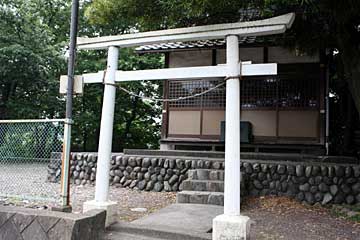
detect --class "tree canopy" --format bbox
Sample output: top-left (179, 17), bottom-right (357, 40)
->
top-left (0, 0), bottom-right (67, 119)
top-left (0, 0), bottom-right (164, 151)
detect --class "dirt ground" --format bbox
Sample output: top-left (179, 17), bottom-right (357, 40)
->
top-left (1, 185), bottom-right (360, 239)
top-left (242, 196), bottom-right (360, 240)
top-left (71, 186), bottom-right (360, 240)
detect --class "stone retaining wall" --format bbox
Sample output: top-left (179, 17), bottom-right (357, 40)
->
top-left (241, 160), bottom-right (360, 205)
top-left (47, 152), bottom-right (360, 205)
top-left (0, 206), bottom-right (105, 240)
top-left (48, 153), bottom-right (225, 192)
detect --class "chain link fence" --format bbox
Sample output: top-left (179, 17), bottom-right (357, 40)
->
top-left (0, 119), bottom-right (65, 204)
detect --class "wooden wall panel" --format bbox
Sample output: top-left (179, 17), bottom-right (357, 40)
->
top-left (216, 47), bottom-right (264, 64)
top-left (216, 49), bottom-right (226, 64)
top-left (278, 110), bottom-right (319, 138)
top-left (241, 110), bottom-right (277, 137)
top-left (169, 50), bottom-right (212, 68)
top-left (202, 110), bottom-right (225, 135)
top-left (168, 111), bottom-right (201, 135)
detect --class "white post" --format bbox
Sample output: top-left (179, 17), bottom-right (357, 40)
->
top-left (95, 46), bottom-right (118, 202)
top-left (83, 46), bottom-right (119, 226)
top-left (224, 35), bottom-right (241, 216)
top-left (213, 35), bottom-right (250, 240)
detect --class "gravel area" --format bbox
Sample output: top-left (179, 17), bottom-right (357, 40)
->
top-left (0, 184), bottom-right (176, 223)
top-left (0, 162), bottom-right (60, 202)
top-left (1, 172), bottom-right (359, 240)
top-left (70, 185), bottom-right (176, 221)
top-left (0, 163), bottom-right (176, 223)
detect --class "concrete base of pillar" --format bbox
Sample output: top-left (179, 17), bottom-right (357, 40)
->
top-left (83, 200), bottom-right (118, 227)
top-left (212, 214), bottom-right (251, 240)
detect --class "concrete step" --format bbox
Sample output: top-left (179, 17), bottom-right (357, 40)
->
top-left (177, 191), bottom-right (224, 206)
top-left (107, 220), bottom-right (211, 240)
top-left (188, 169), bottom-right (224, 181)
top-left (103, 232), bottom-right (165, 240)
top-left (182, 180), bottom-right (224, 192)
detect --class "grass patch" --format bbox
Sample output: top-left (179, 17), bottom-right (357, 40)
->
top-left (330, 204), bottom-right (360, 223)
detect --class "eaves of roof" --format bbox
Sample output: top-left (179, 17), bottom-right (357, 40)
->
top-left (135, 35), bottom-right (282, 54)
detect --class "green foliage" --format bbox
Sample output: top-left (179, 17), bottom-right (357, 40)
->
top-left (0, 122), bottom-right (64, 161)
top-left (85, 0), bottom-right (253, 30)
top-left (0, 0), bottom-right (68, 119)
top-left (330, 204), bottom-right (360, 223)
top-left (0, 0), bottom-right (164, 152)
top-left (72, 48), bottom-right (164, 151)
top-left (72, 1), bottom-right (165, 152)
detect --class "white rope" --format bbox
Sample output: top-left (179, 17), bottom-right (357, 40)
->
top-left (105, 81), bottom-right (224, 103)
top-left (103, 75), bottom-right (241, 103)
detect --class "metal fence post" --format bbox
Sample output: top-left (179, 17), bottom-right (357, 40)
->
top-left (60, 118), bottom-right (73, 210)
top-left (57, 0), bottom-right (79, 211)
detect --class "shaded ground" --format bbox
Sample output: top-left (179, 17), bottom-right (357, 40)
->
top-left (70, 185), bottom-right (176, 222)
top-left (0, 184), bottom-right (177, 222)
top-left (1, 184), bottom-right (360, 239)
top-left (72, 187), bottom-right (360, 239)
top-left (242, 196), bottom-right (360, 240)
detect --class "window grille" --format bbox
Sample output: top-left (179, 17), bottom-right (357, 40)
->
top-left (201, 79), bottom-right (226, 108)
top-left (277, 64), bottom-right (320, 109)
top-left (241, 77), bottom-right (278, 109)
top-left (168, 79), bottom-right (225, 108)
top-left (168, 64), bottom-right (320, 110)
top-left (278, 77), bottom-right (318, 109)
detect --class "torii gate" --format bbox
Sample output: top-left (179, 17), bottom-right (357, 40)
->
top-left (70, 13), bottom-right (294, 239)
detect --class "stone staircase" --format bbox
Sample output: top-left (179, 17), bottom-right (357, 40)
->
top-left (177, 169), bottom-right (225, 206)
top-left (177, 168), bottom-right (247, 206)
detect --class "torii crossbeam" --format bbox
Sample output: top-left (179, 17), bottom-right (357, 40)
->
top-left (73, 13), bottom-right (295, 239)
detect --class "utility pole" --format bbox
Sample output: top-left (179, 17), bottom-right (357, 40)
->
top-left (58, 0), bottom-right (79, 212)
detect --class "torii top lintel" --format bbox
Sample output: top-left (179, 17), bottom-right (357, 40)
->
top-left (77, 13), bottom-right (295, 50)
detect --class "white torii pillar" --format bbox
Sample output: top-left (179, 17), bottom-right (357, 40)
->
top-left (83, 46), bottom-right (119, 227)
top-left (212, 35), bottom-right (250, 240)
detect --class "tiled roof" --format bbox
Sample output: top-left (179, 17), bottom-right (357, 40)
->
top-left (135, 9), bottom-right (289, 53)
top-left (135, 36), bottom-right (263, 53)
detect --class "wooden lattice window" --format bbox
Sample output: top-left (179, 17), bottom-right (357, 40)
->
top-left (277, 64), bottom-right (320, 109)
top-left (168, 64), bottom-right (320, 110)
top-left (168, 79), bottom-right (225, 108)
top-left (241, 64), bottom-right (319, 110)
top-left (241, 77), bottom-right (278, 109)
top-left (201, 79), bottom-right (226, 108)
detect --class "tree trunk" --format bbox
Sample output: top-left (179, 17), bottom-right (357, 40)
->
top-left (334, 22), bottom-right (360, 155)
top-left (123, 97), bottom-right (139, 142)
top-left (336, 21), bottom-right (360, 116)
top-left (83, 129), bottom-right (88, 152)
top-left (0, 106), bottom-right (6, 120)
top-left (343, 56), bottom-right (360, 115)
top-left (343, 92), bottom-right (355, 153)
